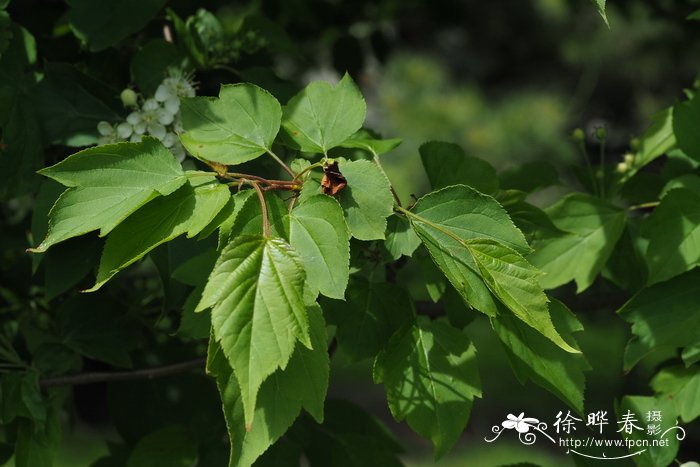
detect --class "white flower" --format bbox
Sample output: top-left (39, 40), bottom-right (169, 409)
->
top-left (162, 132), bottom-right (178, 148)
top-left (502, 413), bottom-right (539, 433)
top-left (156, 108), bottom-right (175, 125)
top-left (142, 98), bottom-right (159, 112)
top-left (116, 122), bottom-right (133, 139)
top-left (164, 96), bottom-right (180, 114)
top-left (126, 112), bottom-right (142, 125)
top-left (148, 123), bottom-right (167, 140)
top-left (97, 121), bottom-right (115, 136)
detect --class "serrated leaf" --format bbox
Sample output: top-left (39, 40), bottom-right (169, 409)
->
top-left (407, 185), bottom-right (576, 353)
top-left (281, 74), bottom-right (366, 154)
top-left (288, 194), bottom-right (350, 299)
top-left (419, 141), bottom-right (498, 194)
top-left (32, 138), bottom-right (186, 252)
top-left (207, 305), bottom-right (328, 467)
top-left (126, 425), bottom-right (198, 467)
top-left (491, 299), bottom-right (588, 414)
top-left (336, 159), bottom-right (394, 240)
top-left (384, 215), bottom-right (421, 260)
top-left (180, 83), bottom-right (282, 165)
top-left (374, 318), bottom-right (480, 459)
top-left (618, 269), bottom-right (700, 370)
top-left (590, 0), bottom-right (609, 27)
top-left (528, 193), bottom-right (626, 292)
top-left (197, 235), bottom-right (310, 428)
top-left (641, 188), bottom-right (700, 285)
top-left (86, 176), bottom-right (228, 291)
top-left (339, 130), bottom-right (402, 156)
top-left (221, 190), bottom-right (289, 245)
top-left (651, 365), bottom-right (700, 423)
top-left (617, 396), bottom-right (680, 467)
top-left (324, 278), bottom-right (415, 362)
top-left (674, 93), bottom-right (700, 162)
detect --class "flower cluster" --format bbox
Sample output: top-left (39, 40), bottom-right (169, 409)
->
top-left (97, 70), bottom-right (196, 161)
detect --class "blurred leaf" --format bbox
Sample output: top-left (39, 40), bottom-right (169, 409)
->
top-left (374, 318), bottom-right (481, 458)
top-left (420, 141), bottom-right (498, 194)
top-left (617, 396), bottom-right (679, 467)
top-left (528, 193), bottom-right (626, 292)
top-left (180, 84), bottom-right (282, 166)
top-left (130, 40), bottom-right (186, 95)
top-left (281, 74), bottom-right (366, 154)
top-left (674, 94), bottom-right (700, 162)
top-left (651, 365), bottom-right (700, 423)
top-left (32, 138), bottom-right (186, 252)
top-left (0, 94), bottom-right (42, 200)
top-left (590, 0), bottom-right (609, 27)
top-left (340, 130), bottom-right (402, 156)
top-left (336, 159), bottom-right (394, 241)
top-left (126, 425), bottom-right (198, 467)
top-left (499, 161), bottom-right (559, 193)
top-left (625, 107), bottom-right (675, 179)
top-left (492, 299), bottom-right (589, 414)
top-left (44, 236), bottom-right (101, 299)
top-left (661, 174), bottom-right (700, 198)
top-left (641, 188), bottom-right (700, 285)
top-left (14, 413), bottom-right (59, 467)
top-left (324, 278), bottom-right (415, 362)
top-left (0, 372), bottom-right (45, 424)
top-left (67, 0), bottom-right (168, 51)
top-left (31, 63), bottom-right (121, 147)
top-left (618, 269), bottom-right (700, 370)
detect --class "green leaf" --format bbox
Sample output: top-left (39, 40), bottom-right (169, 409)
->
top-left (641, 188), bottom-right (700, 285)
top-left (15, 414), bottom-right (60, 467)
top-left (207, 305), bottom-right (328, 467)
top-left (44, 237), bottom-right (101, 299)
top-left (504, 200), bottom-right (567, 245)
top-left (221, 190), bottom-right (289, 244)
top-left (67, 0), bottom-right (168, 51)
top-left (617, 396), bottom-right (680, 467)
top-left (87, 176), bottom-right (229, 291)
top-left (0, 93), bottom-right (42, 200)
top-left (499, 161), bottom-right (559, 193)
top-left (130, 39), bottom-right (186, 95)
top-left (336, 159), bottom-right (395, 240)
top-left (491, 299), bottom-right (588, 414)
top-left (31, 62), bottom-right (121, 147)
top-left (126, 426), bottom-right (198, 467)
top-left (618, 269), bottom-right (700, 370)
top-left (651, 365), bottom-right (700, 423)
top-left (281, 74), bottom-right (366, 154)
top-left (32, 138), bottom-right (187, 252)
top-left (626, 107), bottom-right (676, 179)
top-left (407, 186), bottom-right (576, 353)
top-left (374, 318), bottom-right (481, 458)
top-left (339, 130), bottom-right (402, 156)
top-left (419, 141), bottom-right (498, 194)
top-left (197, 235), bottom-right (311, 428)
top-left (324, 278), bottom-right (415, 362)
top-left (528, 193), bottom-right (626, 292)
top-left (0, 372), bottom-right (46, 424)
top-left (689, 8), bottom-right (700, 20)
top-left (180, 83), bottom-right (282, 166)
top-left (674, 93), bottom-right (700, 162)
top-left (590, 0), bottom-right (609, 27)
top-left (384, 215), bottom-right (421, 260)
top-left (288, 194), bottom-right (350, 299)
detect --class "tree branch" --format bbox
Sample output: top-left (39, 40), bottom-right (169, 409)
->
top-left (39, 357), bottom-right (207, 388)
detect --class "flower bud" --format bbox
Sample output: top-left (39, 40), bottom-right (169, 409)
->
top-left (571, 128), bottom-right (585, 143)
top-left (623, 153), bottom-right (635, 165)
top-left (594, 126), bottom-right (607, 141)
top-left (616, 162), bottom-right (628, 174)
top-left (120, 88), bottom-right (138, 108)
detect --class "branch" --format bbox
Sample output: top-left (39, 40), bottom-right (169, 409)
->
top-left (39, 357), bottom-right (206, 388)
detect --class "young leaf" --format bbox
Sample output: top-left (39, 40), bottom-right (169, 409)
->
top-left (374, 318), bottom-right (481, 459)
top-left (528, 193), bottom-right (626, 292)
top-left (126, 426), bottom-right (198, 467)
top-left (32, 138), bottom-right (187, 252)
top-left (618, 269), bottom-right (700, 370)
top-left (288, 194), bottom-right (350, 299)
top-left (336, 159), bottom-right (395, 240)
top-left (641, 188), bottom-right (700, 285)
top-left (180, 83), bottom-right (282, 166)
top-left (86, 176), bottom-right (229, 291)
top-left (281, 73), bottom-right (366, 154)
top-left (384, 215), bottom-right (421, 260)
top-left (324, 278), bottom-right (415, 362)
top-left (197, 235), bottom-right (311, 428)
top-left (207, 305), bottom-right (328, 467)
top-left (651, 365), bottom-right (700, 423)
top-left (590, 0), bottom-right (609, 27)
top-left (419, 141), bottom-right (498, 194)
top-left (491, 299), bottom-right (589, 414)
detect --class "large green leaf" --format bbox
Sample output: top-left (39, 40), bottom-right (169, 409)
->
top-left (618, 269), bottom-right (700, 370)
top-left (67, 0), bottom-right (168, 51)
top-left (87, 176), bottom-right (229, 291)
top-left (419, 141), bottom-right (498, 194)
top-left (197, 235), bottom-right (311, 428)
top-left (207, 305), bottom-right (328, 467)
top-left (288, 194), bottom-right (350, 299)
top-left (180, 83), bottom-right (282, 166)
top-left (491, 299), bottom-right (589, 414)
top-left (651, 365), bottom-right (700, 423)
top-left (641, 188), bottom-right (700, 285)
top-left (374, 318), bottom-right (481, 459)
top-left (336, 159), bottom-right (395, 240)
top-left (324, 278), bottom-right (415, 362)
top-left (339, 130), bottom-right (402, 156)
top-left (384, 215), bottom-right (421, 260)
top-left (626, 107), bottom-right (675, 178)
top-left (126, 426), bottom-right (198, 467)
top-left (32, 138), bottom-right (187, 252)
top-left (617, 396), bottom-right (680, 467)
top-left (281, 74), bottom-right (366, 154)
top-left (528, 193), bottom-right (626, 292)
top-left (674, 93), bottom-right (700, 162)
